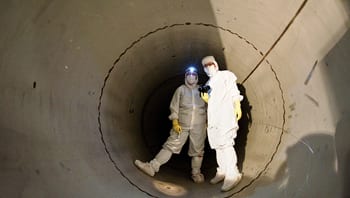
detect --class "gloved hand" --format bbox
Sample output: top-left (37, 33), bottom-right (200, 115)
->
top-left (234, 100), bottom-right (242, 121)
top-left (200, 92), bottom-right (209, 103)
top-left (172, 119), bottom-right (182, 134)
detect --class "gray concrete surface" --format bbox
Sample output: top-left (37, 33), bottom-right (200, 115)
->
top-left (0, 0), bottom-right (349, 197)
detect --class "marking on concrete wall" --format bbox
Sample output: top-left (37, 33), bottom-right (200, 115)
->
top-left (32, 0), bottom-right (54, 23)
top-left (304, 60), bottom-right (318, 85)
top-left (241, 0), bottom-right (309, 84)
top-left (304, 93), bottom-right (319, 107)
top-left (289, 102), bottom-right (296, 111)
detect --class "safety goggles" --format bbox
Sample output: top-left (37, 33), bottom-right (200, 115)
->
top-left (203, 62), bottom-right (215, 67)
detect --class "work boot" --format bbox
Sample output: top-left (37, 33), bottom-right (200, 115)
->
top-left (191, 156), bottom-right (204, 183)
top-left (221, 173), bottom-right (242, 192)
top-left (210, 172), bottom-right (225, 184)
top-left (134, 160), bottom-right (155, 177)
top-left (192, 173), bottom-right (205, 183)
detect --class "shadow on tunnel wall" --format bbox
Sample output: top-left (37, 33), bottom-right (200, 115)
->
top-left (244, 133), bottom-right (340, 198)
top-left (236, 83), bottom-right (252, 172)
top-left (322, 29), bottom-right (350, 198)
top-left (279, 133), bottom-right (340, 197)
top-left (335, 114), bottom-right (350, 198)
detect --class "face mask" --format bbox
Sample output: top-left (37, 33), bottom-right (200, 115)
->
top-left (186, 74), bottom-right (197, 85)
top-left (204, 66), bottom-right (217, 77)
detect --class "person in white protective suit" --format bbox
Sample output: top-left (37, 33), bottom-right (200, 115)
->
top-left (134, 67), bottom-right (207, 183)
top-left (200, 55), bottom-right (243, 191)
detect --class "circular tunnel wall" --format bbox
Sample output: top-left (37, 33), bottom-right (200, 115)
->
top-left (99, 23), bottom-right (285, 197)
top-left (1, 1), bottom-right (349, 198)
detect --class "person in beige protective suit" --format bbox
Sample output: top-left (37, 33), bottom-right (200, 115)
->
top-left (134, 67), bottom-right (207, 183)
top-left (200, 55), bottom-right (243, 191)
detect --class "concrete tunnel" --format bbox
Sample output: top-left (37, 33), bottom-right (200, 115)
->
top-left (1, 0), bottom-right (350, 197)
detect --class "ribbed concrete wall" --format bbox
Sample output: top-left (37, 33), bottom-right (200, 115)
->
top-left (0, 1), bottom-right (349, 197)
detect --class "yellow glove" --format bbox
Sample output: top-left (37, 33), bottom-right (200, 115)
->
top-left (200, 92), bottom-right (209, 103)
top-left (234, 100), bottom-right (242, 121)
top-left (172, 119), bottom-right (182, 134)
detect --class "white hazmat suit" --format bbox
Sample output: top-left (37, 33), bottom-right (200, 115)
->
top-left (135, 68), bottom-right (207, 183)
top-left (201, 55), bottom-right (243, 191)
top-left (206, 70), bottom-right (242, 148)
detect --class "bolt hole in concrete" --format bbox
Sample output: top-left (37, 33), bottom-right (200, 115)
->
top-left (98, 24), bottom-right (284, 197)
